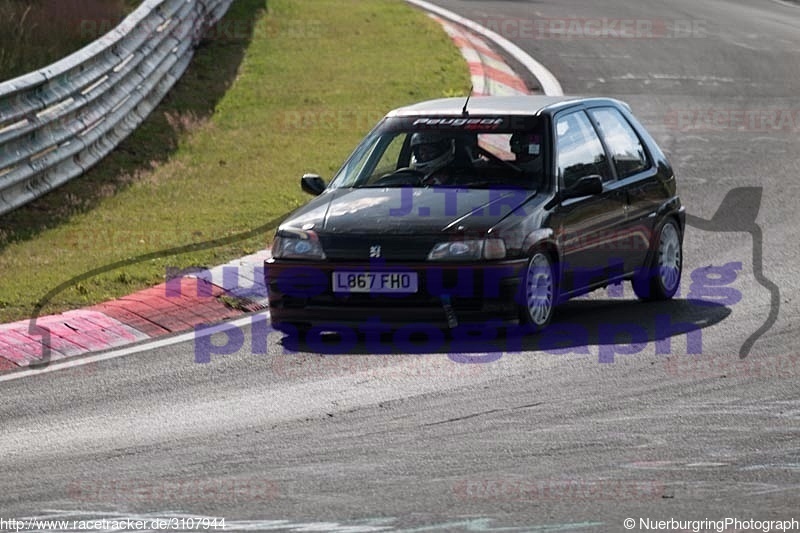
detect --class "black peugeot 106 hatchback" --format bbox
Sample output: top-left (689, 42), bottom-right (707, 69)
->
top-left (265, 95), bottom-right (684, 334)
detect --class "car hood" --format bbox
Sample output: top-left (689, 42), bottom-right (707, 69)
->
top-left (283, 187), bottom-right (536, 235)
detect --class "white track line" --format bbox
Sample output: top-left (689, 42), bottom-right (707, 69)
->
top-left (406, 0), bottom-right (564, 96)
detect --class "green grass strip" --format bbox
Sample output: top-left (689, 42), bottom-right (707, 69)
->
top-left (0, 0), bottom-right (470, 323)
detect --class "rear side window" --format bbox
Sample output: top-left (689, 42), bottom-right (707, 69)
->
top-left (555, 111), bottom-right (613, 189)
top-left (590, 107), bottom-right (650, 178)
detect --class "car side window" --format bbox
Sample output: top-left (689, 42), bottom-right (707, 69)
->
top-left (589, 107), bottom-right (650, 178)
top-left (556, 111), bottom-right (612, 190)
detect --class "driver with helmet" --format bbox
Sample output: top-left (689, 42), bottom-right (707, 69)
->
top-left (410, 132), bottom-right (457, 185)
top-left (509, 132), bottom-right (544, 179)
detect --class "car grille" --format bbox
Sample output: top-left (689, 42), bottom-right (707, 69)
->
top-left (320, 234), bottom-right (440, 261)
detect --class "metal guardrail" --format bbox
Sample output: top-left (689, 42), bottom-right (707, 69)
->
top-left (0, 0), bottom-right (234, 215)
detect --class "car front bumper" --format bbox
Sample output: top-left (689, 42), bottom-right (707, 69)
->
top-left (264, 259), bottom-right (529, 332)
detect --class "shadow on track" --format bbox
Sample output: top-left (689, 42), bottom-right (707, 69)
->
top-left (277, 298), bottom-right (730, 363)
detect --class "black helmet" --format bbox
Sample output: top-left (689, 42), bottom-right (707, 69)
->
top-left (410, 132), bottom-right (455, 172)
top-left (510, 132), bottom-right (542, 158)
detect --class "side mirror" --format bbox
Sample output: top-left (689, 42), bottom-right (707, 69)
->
top-left (301, 173), bottom-right (326, 196)
top-left (564, 174), bottom-right (603, 199)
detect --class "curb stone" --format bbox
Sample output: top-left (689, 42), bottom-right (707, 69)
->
top-left (432, 15), bottom-right (532, 96)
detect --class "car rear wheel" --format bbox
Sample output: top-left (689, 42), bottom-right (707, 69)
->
top-left (632, 218), bottom-right (682, 301)
top-left (519, 251), bottom-right (555, 329)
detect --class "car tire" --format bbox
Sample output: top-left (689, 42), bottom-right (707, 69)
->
top-left (632, 218), bottom-right (683, 301)
top-left (519, 251), bottom-right (556, 330)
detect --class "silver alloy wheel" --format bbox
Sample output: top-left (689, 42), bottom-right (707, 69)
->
top-left (525, 253), bottom-right (554, 327)
top-left (658, 222), bottom-right (681, 292)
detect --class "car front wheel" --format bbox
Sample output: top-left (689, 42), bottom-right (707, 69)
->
top-left (519, 251), bottom-right (555, 329)
top-left (632, 218), bottom-right (682, 301)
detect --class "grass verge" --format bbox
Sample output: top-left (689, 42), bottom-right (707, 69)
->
top-left (0, 0), bottom-right (470, 323)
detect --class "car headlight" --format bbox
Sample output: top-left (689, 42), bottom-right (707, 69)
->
top-left (272, 229), bottom-right (326, 260)
top-left (427, 238), bottom-right (506, 261)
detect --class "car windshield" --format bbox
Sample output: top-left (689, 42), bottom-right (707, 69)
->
top-left (328, 115), bottom-right (548, 190)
